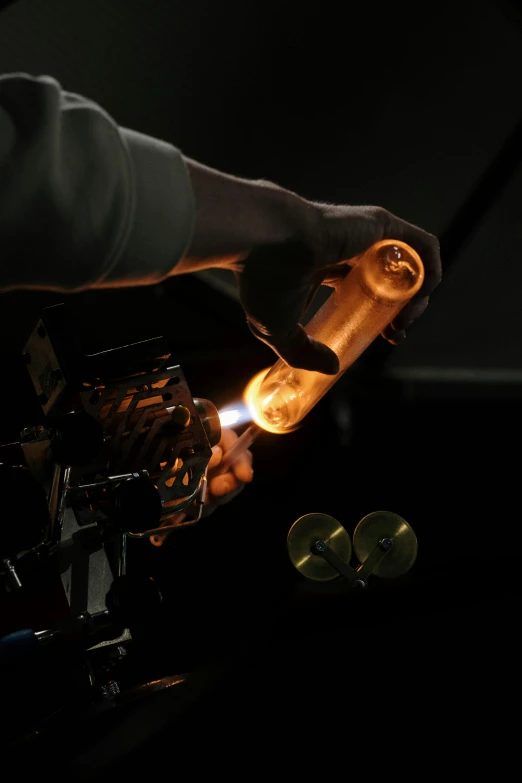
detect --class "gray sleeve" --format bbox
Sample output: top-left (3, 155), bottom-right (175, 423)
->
top-left (0, 73), bottom-right (195, 292)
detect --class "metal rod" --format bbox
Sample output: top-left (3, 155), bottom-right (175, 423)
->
top-left (48, 464), bottom-right (70, 551)
top-left (1, 558), bottom-right (22, 590)
top-left (214, 423), bottom-right (262, 476)
top-left (355, 538), bottom-right (393, 582)
top-left (126, 483), bottom-right (202, 539)
top-left (68, 472), bottom-right (146, 495)
top-left (148, 475), bottom-right (208, 545)
top-left (313, 541), bottom-right (357, 583)
top-left (313, 538), bottom-right (394, 586)
top-left (119, 533), bottom-right (128, 577)
top-left (48, 463), bottom-right (63, 537)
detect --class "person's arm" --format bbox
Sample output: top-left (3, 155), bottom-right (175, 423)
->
top-left (175, 158), bottom-right (314, 272)
top-left (0, 72), bottom-right (194, 291)
top-left (0, 73), bottom-right (441, 373)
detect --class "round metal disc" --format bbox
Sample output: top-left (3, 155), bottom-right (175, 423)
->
top-left (287, 513), bottom-right (352, 582)
top-left (353, 511), bottom-right (418, 579)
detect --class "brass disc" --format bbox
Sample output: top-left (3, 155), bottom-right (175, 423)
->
top-left (353, 510), bottom-right (418, 579)
top-left (287, 513), bottom-right (352, 582)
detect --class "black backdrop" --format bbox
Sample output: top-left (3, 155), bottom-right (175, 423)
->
top-left (1, 0), bottom-right (521, 767)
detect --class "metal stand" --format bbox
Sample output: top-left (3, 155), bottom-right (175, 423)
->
top-left (287, 511), bottom-right (418, 587)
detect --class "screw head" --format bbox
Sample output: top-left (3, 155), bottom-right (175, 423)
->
top-left (314, 539), bottom-right (327, 553)
top-left (101, 680), bottom-right (120, 699)
top-left (379, 538), bottom-right (393, 551)
top-left (20, 425), bottom-right (46, 443)
top-left (352, 579), bottom-right (367, 590)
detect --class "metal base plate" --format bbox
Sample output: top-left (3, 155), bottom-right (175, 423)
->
top-left (287, 513), bottom-right (352, 582)
top-left (353, 511), bottom-right (418, 579)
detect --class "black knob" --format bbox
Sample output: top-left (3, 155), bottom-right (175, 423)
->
top-left (50, 411), bottom-right (104, 466)
top-left (112, 476), bottom-right (162, 534)
top-left (0, 464), bottom-right (49, 557)
top-left (106, 574), bottom-right (163, 627)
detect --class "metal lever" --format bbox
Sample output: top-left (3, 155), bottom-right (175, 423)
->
top-left (312, 537), bottom-right (394, 588)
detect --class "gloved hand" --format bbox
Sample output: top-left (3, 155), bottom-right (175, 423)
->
top-left (183, 160), bottom-right (441, 374)
top-left (237, 204), bottom-right (442, 375)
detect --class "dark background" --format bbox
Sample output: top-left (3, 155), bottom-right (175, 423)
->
top-left (1, 0), bottom-right (521, 766)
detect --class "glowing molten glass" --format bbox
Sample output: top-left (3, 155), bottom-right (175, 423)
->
top-left (247, 240), bottom-right (424, 434)
top-left (243, 368), bottom-right (283, 433)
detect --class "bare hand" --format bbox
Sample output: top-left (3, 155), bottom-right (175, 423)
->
top-left (204, 428), bottom-right (254, 516)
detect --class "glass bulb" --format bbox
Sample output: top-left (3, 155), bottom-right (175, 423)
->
top-left (251, 240), bottom-right (424, 433)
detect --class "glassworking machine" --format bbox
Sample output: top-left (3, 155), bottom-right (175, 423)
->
top-left (1, 240), bottom-right (422, 755)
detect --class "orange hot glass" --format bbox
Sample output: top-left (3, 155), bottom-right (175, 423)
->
top-left (251, 240), bottom-right (424, 433)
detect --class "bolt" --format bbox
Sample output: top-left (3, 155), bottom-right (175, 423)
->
top-left (352, 579), bottom-right (367, 590)
top-left (379, 538), bottom-right (393, 551)
top-left (314, 540), bottom-right (327, 553)
top-left (100, 680), bottom-right (120, 699)
top-left (20, 425), bottom-right (46, 443)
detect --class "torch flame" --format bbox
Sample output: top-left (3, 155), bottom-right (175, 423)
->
top-left (218, 408), bottom-right (242, 428)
